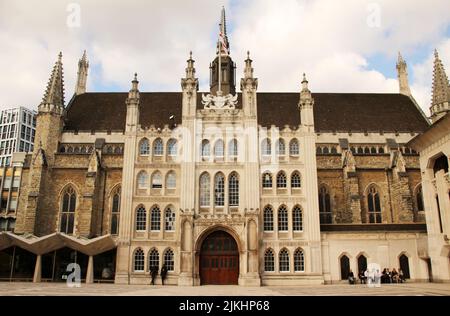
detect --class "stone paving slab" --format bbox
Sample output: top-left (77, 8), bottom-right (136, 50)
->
top-left (0, 282), bottom-right (449, 296)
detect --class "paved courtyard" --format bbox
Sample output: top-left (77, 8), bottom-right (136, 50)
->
top-left (0, 282), bottom-right (449, 296)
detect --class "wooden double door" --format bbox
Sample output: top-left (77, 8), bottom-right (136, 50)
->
top-left (200, 231), bottom-right (239, 285)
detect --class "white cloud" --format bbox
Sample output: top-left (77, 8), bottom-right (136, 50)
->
top-left (0, 0), bottom-right (449, 118)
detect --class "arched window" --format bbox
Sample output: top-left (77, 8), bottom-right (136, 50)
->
top-left (357, 147), bottom-right (363, 154)
top-left (111, 186), bottom-right (121, 235)
top-left (291, 171), bottom-right (301, 188)
top-left (151, 205), bottom-right (161, 231)
top-left (323, 147), bottom-right (329, 154)
top-left (214, 173), bottom-right (225, 206)
top-left (262, 172), bottom-right (273, 188)
top-left (153, 138), bottom-right (164, 156)
top-left (166, 171), bottom-right (176, 189)
top-left (367, 185), bottom-right (382, 223)
top-left (165, 207), bottom-right (175, 231)
top-left (316, 147), bottom-right (323, 154)
top-left (330, 146), bottom-right (337, 154)
top-left (228, 139), bottom-right (238, 157)
top-left (370, 147), bottom-right (377, 154)
top-left (264, 249), bottom-right (275, 272)
top-left (151, 171), bottom-right (162, 189)
top-left (133, 248), bottom-right (145, 272)
top-left (350, 147), bottom-right (356, 154)
top-left (60, 186), bottom-right (76, 234)
top-left (278, 206), bottom-right (288, 231)
top-left (167, 139), bottom-right (177, 157)
top-left (263, 206), bottom-right (274, 231)
top-left (199, 173), bottom-right (210, 207)
top-left (415, 185), bottom-right (424, 212)
top-left (289, 139), bottom-right (299, 155)
top-left (294, 249), bottom-right (305, 272)
top-left (214, 140), bottom-right (224, 158)
top-left (433, 154), bottom-right (449, 175)
top-left (404, 147), bottom-right (411, 154)
top-left (379, 147), bottom-right (385, 154)
top-left (364, 147), bottom-right (370, 154)
top-left (137, 171), bottom-right (149, 189)
top-left (276, 139), bottom-right (286, 156)
top-left (139, 138), bottom-right (150, 155)
top-left (135, 205), bottom-right (146, 231)
top-left (229, 173), bottom-right (239, 207)
top-left (164, 248), bottom-right (174, 271)
top-left (148, 248), bottom-right (159, 271)
top-left (74, 147), bottom-right (80, 154)
top-left (319, 186), bottom-right (332, 224)
top-left (277, 171), bottom-right (287, 188)
top-left (293, 205), bottom-right (303, 231)
top-left (261, 138), bottom-right (271, 156)
top-left (279, 248), bottom-right (290, 272)
top-left (201, 140), bottom-right (210, 158)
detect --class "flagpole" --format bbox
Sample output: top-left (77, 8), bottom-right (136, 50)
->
top-left (218, 36), bottom-right (222, 95)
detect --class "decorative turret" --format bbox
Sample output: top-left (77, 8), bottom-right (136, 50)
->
top-left (182, 52), bottom-right (199, 117)
top-left (299, 73), bottom-right (315, 128)
top-left (241, 51), bottom-right (258, 116)
top-left (75, 50), bottom-right (89, 95)
top-left (125, 73), bottom-right (140, 132)
top-left (396, 52), bottom-right (411, 96)
top-left (39, 52), bottom-right (65, 113)
top-left (430, 49), bottom-right (450, 122)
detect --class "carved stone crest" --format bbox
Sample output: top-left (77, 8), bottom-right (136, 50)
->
top-left (202, 92), bottom-right (238, 109)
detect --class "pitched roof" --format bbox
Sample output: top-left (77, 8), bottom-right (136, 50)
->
top-left (64, 92), bottom-right (429, 133)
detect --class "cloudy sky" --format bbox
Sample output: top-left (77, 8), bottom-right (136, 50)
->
top-left (1, 0), bottom-right (449, 116)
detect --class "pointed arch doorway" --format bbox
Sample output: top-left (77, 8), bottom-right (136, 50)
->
top-left (199, 230), bottom-right (239, 285)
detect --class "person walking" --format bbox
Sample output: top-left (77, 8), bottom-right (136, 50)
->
top-left (150, 266), bottom-right (158, 285)
top-left (161, 264), bottom-right (168, 285)
top-left (348, 269), bottom-right (355, 285)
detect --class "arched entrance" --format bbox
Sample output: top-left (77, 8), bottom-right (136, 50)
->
top-left (399, 254), bottom-right (410, 279)
top-left (340, 255), bottom-right (350, 280)
top-left (200, 230), bottom-right (239, 285)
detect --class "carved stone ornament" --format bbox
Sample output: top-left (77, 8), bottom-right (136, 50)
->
top-left (202, 93), bottom-right (238, 109)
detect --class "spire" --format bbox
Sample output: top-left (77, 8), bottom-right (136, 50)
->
top-left (75, 50), bottom-right (89, 95)
top-left (185, 51), bottom-right (196, 79)
top-left (128, 73), bottom-right (139, 100)
top-left (244, 51), bottom-right (254, 79)
top-left (396, 52), bottom-right (411, 96)
top-left (41, 52), bottom-right (65, 108)
top-left (299, 73), bottom-right (314, 127)
top-left (431, 49), bottom-right (450, 105)
top-left (217, 6), bottom-right (230, 55)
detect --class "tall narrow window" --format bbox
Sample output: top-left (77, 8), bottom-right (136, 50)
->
top-left (264, 249), bottom-right (275, 272)
top-left (416, 185), bottom-right (424, 212)
top-left (289, 139), bottom-right (299, 155)
top-left (111, 186), bottom-right (121, 235)
top-left (167, 139), bottom-right (177, 157)
top-left (148, 248), bottom-right (159, 271)
top-left (151, 206), bottom-right (161, 231)
top-left (164, 248), bottom-right (174, 271)
top-left (214, 140), bottom-right (224, 158)
top-left (276, 139), bottom-right (286, 156)
top-left (199, 173), bottom-right (210, 207)
top-left (134, 248), bottom-right (145, 272)
top-left (214, 173), bottom-right (225, 206)
top-left (135, 205), bottom-right (146, 231)
top-left (277, 171), bottom-right (287, 188)
top-left (228, 173), bottom-right (239, 207)
top-left (153, 138), bottom-right (164, 156)
top-left (278, 206), bottom-right (288, 231)
top-left (201, 140), bottom-right (210, 158)
top-left (60, 186), bottom-right (76, 234)
top-left (262, 172), bottom-right (273, 188)
top-left (165, 207), bottom-right (175, 231)
top-left (151, 171), bottom-right (162, 189)
top-left (139, 138), bottom-right (150, 155)
top-left (291, 172), bottom-right (301, 188)
top-left (319, 186), bottom-right (332, 224)
top-left (137, 171), bottom-right (149, 189)
top-left (261, 138), bottom-right (271, 156)
top-left (279, 248), bottom-right (290, 272)
top-left (294, 249), bottom-right (305, 272)
top-left (263, 206), bottom-right (274, 231)
top-left (293, 205), bottom-right (303, 231)
top-left (367, 186), bottom-right (382, 223)
top-left (166, 171), bottom-right (176, 189)
top-left (229, 139), bottom-right (238, 157)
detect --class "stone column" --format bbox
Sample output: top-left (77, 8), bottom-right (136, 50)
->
top-left (86, 255), bottom-right (94, 284)
top-left (33, 255), bottom-right (42, 283)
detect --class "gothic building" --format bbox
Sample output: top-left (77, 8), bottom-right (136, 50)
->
top-left (1, 9), bottom-right (448, 285)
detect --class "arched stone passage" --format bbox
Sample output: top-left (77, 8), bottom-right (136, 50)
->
top-left (199, 230), bottom-right (239, 285)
